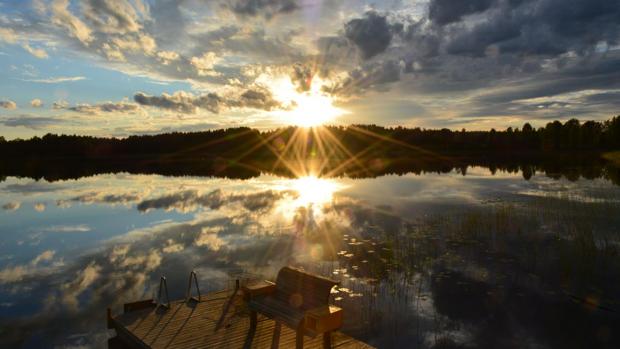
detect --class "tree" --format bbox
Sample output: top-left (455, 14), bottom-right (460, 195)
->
top-left (604, 116), bottom-right (620, 148)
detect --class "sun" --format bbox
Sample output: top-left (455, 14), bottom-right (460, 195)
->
top-left (269, 75), bottom-right (348, 127)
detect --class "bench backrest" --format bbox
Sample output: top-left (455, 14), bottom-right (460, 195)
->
top-left (274, 267), bottom-right (339, 310)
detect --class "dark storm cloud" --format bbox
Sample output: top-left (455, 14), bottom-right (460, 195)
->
top-left (325, 60), bottom-right (403, 96)
top-left (443, 0), bottom-right (620, 57)
top-left (429, 0), bottom-right (494, 25)
top-left (319, 0), bottom-right (620, 124)
top-left (226, 0), bottom-right (300, 19)
top-left (582, 91), bottom-right (620, 105)
top-left (134, 86), bottom-right (286, 114)
top-left (474, 56), bottom-right (620, 105)
top-left (345, 11), bottom-right (393, 60)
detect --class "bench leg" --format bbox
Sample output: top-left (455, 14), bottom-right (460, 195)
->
top-left (250, 310), bottom-right (257, 330)
top-left (244, 310), bottom-right (258, 349)
top-left (323, 331), bottom-right (332, 349)
top-left (296, 324), bottom-right (304, 349)
top-left (271, 321), bottom-right (281, 349)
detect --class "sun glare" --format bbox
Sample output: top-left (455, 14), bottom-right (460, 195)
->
top-left (289, 175), bottom-right (341, 206)
top-left (269, 76), bottom-right (348, 127)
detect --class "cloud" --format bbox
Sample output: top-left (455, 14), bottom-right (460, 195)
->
top-left (50, 0), bottom-right (93, 44)
top-left (0, 0), bottom-right (618, 129)
top-left (0, 116), bottom-right (65, 129)
top-left (0, 23), bottom-right (49, 59)
top-left (0, 249), bottom-right (56, 283)
top-left (53, 100), bottom-right (69, 109)
top-left (345, 11), bottom-right (394, 60)
top-left (442, 0), bottom-right (620, 57)
top-left (0, 264), bottom-right (28, 284)
top-left (0, 100), bottom-right (17, 110)
top-left (2, 182), bottom-right (65, 193)
top-left (59, 262), bottom-right (101, 311)
top-left (2, 202), bottom-right (21, 211)
top-left (290, 63), bottom-right (313, 92)
top-left (101, 42), bottom-right (126, 61)
top-left (162, 239), bottom-right (184, 254)
top-left (194, 227), bottom-right (225, 251)
top-left (326, 60), bottom-right (403, 96)
top-left (68, 192), bottom-right (141, 205)
top-left (136, 189), bottom-right (222, 212)
top-left (41, 225), bottom-right (91, 233)
top-left (190, 52), bottom-right (220, 76)
top-left (22, 76), bottom-right (86, 83)
top-left (21, 43), bottom-right (48, 59)
top-left (34, 203), bottom-right (46, 212)
top-left (226, 0), bottom-right (300, 19)
top-left (65, 102), bottom-right (140, 114)
top-left (30, 99), bottom-right (43, 108)
top-left (134, 91), bottom-right (221, 114)
top-left (134, 86), bottom-right (286, 114)
top-left (32, 250), bottom-right (56, 265)
top-left (429, 0), bottom-right (494, 25)
top-left (136, 189), bottom-right (294, 213)
top-left (0, 28), bottom-right (19, 43)
top-left (80, 0), bottom-right (146, 35)
top-left (156, 50), bottom-right (180, 65)
top-left (109, 34), bottom-right (157, 55)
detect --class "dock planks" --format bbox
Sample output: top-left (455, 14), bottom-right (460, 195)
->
top-left (109, 290), bottom-right (374, 349)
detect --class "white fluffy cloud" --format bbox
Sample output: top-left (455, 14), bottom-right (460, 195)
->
top-left (0, 100), bottom-right (17, 109)
top-left (190, 52), bottom-right (220, 76)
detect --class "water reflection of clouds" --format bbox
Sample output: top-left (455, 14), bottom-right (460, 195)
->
top-left (517, 177), bottom-right (620, 203)
top-left (1, 170), bottom-right (620, 347)
top-left (0, 249), bottom-right (62, 283)
top-left (2, 201), bottom-right (20, 211)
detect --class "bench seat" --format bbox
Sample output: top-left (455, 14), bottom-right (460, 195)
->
top-left (245, 266), bottom-right (341, 349)
top-left (248, 296), bottom-right (305, 328)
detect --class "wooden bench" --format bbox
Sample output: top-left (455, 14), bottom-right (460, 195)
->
top-left (245, 267), bottom-right (342, 349)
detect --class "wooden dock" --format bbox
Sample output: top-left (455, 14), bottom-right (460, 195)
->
top-left (107, 289), bottom-right (374, 349)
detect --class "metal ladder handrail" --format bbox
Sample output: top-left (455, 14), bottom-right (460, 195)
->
top-left (186, 270), bottom-right (201, 303)
top-left (156, 276), bottom-right (170, 309)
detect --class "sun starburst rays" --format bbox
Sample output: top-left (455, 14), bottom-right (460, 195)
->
top-left (267, 75), bottom-right (348, 127)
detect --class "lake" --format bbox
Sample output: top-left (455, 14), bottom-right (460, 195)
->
top-left (1, 166), bottom-right (619, 348)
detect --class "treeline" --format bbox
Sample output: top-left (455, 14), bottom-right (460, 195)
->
top-left (1, 116), bottom-right (619, 160)
top-left (326, 116), bottom-right (620, 154)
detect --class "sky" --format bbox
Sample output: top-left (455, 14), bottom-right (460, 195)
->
top-left (0, 0), bottom-right (619, 139)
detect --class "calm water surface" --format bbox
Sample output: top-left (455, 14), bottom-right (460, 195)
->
top-left (1, 168), bottom-right (620, 348)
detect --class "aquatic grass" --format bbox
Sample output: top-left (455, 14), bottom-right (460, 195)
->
top-left (307, 195), bottom-right (620, 348)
